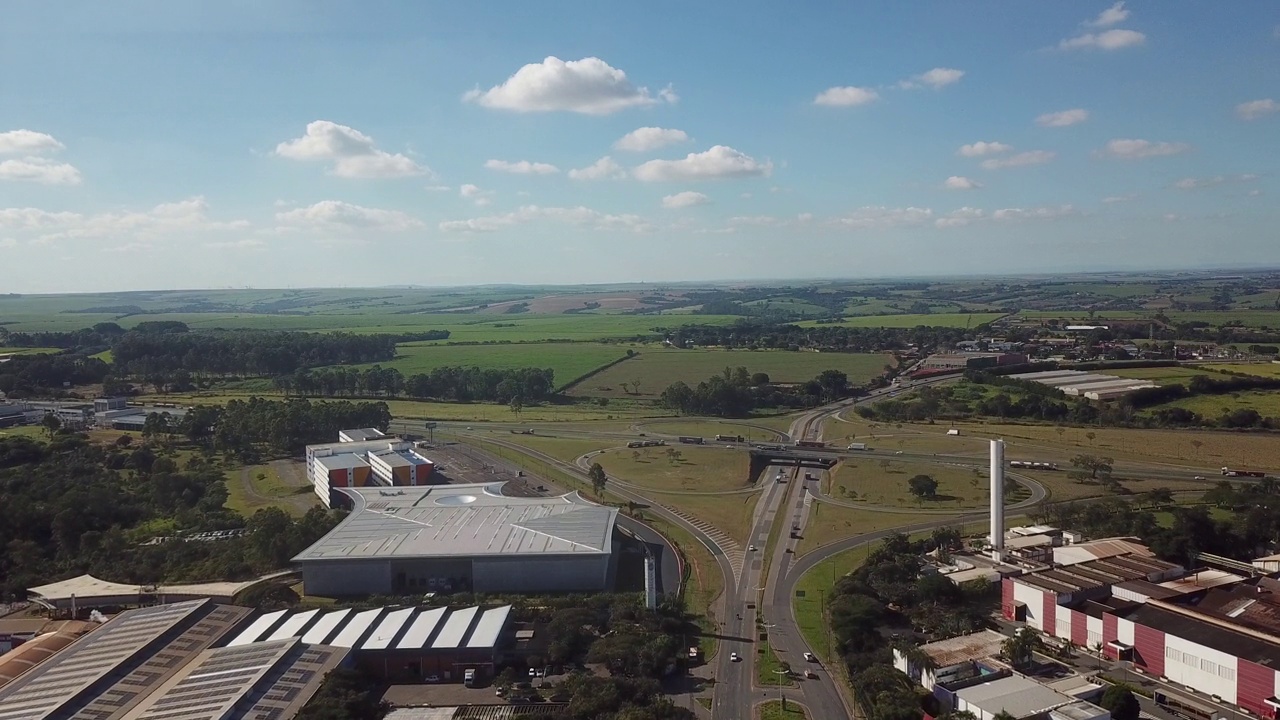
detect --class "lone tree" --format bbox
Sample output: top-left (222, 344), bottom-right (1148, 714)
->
top-left (1099, 684), bottom-right (1141, 720)
top-left (40, 413), bottom-right (62, 438)
top-left (588, 462), bottom-right (607, 497)
top-left (1069, 454), bottom-right (1114, 484)
top-left (1000, 627), bottom-right (1040, 670)
top-left (1146, 487), bottom-right (1174, 508)
top-left (908, 474), bottom-right (939, 500)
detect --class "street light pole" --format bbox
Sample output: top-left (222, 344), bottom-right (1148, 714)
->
top-left (774, 668), bottom-right (788, 710)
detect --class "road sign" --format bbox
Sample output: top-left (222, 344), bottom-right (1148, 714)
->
top-left (425, 422), bottom-right (438, 429)
top-left (795, 590), bottom-right (806, 598)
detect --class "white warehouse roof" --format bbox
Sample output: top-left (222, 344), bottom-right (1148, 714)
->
top-left (292, 482), bottom-right (617, 562)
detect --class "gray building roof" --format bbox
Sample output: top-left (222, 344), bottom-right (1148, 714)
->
top-left (292, 482), bottom-right (617, 562)
top-left (956, 674), bottom-right (1073, 718)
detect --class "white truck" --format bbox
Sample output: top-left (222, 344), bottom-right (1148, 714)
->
top-left (464, 668), bottom-right (476, 687)
top-left (847, 442), bottom-right (868, 451)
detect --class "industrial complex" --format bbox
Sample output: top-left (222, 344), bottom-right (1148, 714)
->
top-left (306, 428), bottom-right (436, 507)
top-left (292, 481), bottom-right (619, 596)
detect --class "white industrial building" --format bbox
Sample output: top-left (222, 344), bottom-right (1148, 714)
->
top-left (292, 482), bottom-right (618, 596)
top-left (306, 432), bottom-right (435, 507)
top-left (1010, 370), bottom-right (1157, 401)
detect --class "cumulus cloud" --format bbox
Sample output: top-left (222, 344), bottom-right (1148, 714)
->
top-left (3, 197), bottom-right (248, 247)
top-left (943, 176), bottom-right (982, 190)
top-left (935, 207), bottom-right (985, 228)
top-left (1172, 174), bottom-right (1259, 190)
top-left (439, 205), bottom-right (650, 233)
top-left (0, 130), bottom-right (65, 155)
top-left (813, 86), bottom-right (880, 107)
top-left (662, 191), bottom-right (711, 209)
top-left (1236, 99), bottom-right (1279, 120)
top-left (1036, 108), bottom-right (1090, 127)
top-left (568, 156), bottom-right (626, 180)
top-left (463, 57), bottom-right (674, 115)
top-left (1059, 28), bottom-right (1146, 50)
top-left (0, 208), bottom-right (83, 230)
top-left (992, 205), bottom-right (1078, 221)
top-left (980, 150), bottom-right (1055, 170)
top-left (484, 159), bottom-right (559, 175)
top-left (900, 68), bottom-right (965, 90)
top-left (459, 184), bottom-right (493, 206)
top-left (614, 127), bottom-right (689, 152)
top-left (1098, 138), bottom-right (1191, 159)
top-left (275, 200), bottom-right (423, 231)
top-left (0, 157), bottom-right (83, 185)
top-left (632, 146), bottom-right (772, 182)
top-left (1086, 2), bottom-right (1130, 27)
top-left (830, 206), bottom-right (933, 229)
top-left (274, 121), bottom-right (427, 179)
top-left (957, 141), bottom-right (1012, 157)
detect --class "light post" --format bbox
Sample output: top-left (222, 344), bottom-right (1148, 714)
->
top-left (774, 668), bottom-right (789, 710)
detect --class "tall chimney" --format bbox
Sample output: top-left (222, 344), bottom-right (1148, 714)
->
top-left (990, 439), bottom-right (1005, 560)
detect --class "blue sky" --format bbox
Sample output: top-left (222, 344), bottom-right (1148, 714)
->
top-left (2, 1), bottom-right (1278, 293)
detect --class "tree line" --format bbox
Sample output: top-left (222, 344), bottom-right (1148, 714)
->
top-left (0, 352), bottom-right (111, 397)
top-left (640, 321), bottom-right (971, 354)
top-left (0, 433), bottom-right (342, 600)
top-left (658, 366), bottom-right (851, 417)
top-left (112, 329), bottom-right (404, 377)
top-left (274, 365), bottom-right (557, 404)
top-left (159, 397), bottom-right (392, 456)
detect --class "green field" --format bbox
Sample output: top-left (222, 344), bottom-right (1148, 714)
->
top-left (594, 446), bottom-right (751, 493)
top-left (798, 312), bottom-right (1004, 329)
top-left (1152, 391), bottom-right (1280, 421)
top-left (342, 342), bottom-right (630, 389)
top-left (0, 347), bottom-right (62, 355)
top-left (1218, 363), bottom-right (1280, 378)
top-left (1107, 366), bottom-right (1217, 383)
top-left (830, 459), bottom-right (1002, 510)
top-left (635, 419), bottom-right (788, 441)
top-left (566, 348), bottom-right (891, 399)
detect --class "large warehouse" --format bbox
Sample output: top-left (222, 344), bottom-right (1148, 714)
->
top-left (292, 482), bottom-right (619, 596)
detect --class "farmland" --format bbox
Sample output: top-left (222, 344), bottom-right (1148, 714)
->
top-left (1149, 391), bottom-right (1280, 423)
top-left (566, 348), bottom-right (891, 398)
top-left (341, 342), bottom-right (631, 389)
top-left (593, 446), bottom-right (752, 493)
top-left (797, 313), bottom-right (1005, 329)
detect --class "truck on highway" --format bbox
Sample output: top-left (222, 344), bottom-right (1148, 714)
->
top-left (796, 440), bottom-right (825, 449)
top-left (678, 436), bottom-right (705, 445)
top-left (715, 434), bottom-right (745, 442)
top-left (847, 442), bottom-right (867, 451)
top-left (1222, 467), bottom-right (1269, 478)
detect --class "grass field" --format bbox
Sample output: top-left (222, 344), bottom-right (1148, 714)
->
top-left (341, 342), bottom-right (630, 389)
top-left (1107, 366), bottom-right (1217, 383)
top-left (222, 462), bottom-right (315, 517)
top-left (793, 545), bottom-right (873, 662)
top-left (567, 348), bottom-right (891, 399)
top-left (831, 459), bottom-right (1003, 510)
top-left (796, 504), bottom-right (931, 555)
top-left (1151, 391), bottom-right (1280, 422)
top-left (1217, 363), bottom-right (1280, 378)
top-left (798, 313), bottom-right (1005, 329)
top-left (594, 446), bottom-right (752, 493)
top-left (484, 435), bottom-right (618, 464)
top-left (645, 489), bottom-right (759, 545)
top-left (759, 701), bottom-right (808, 720)
top-left (636, 419), bottom-right (788, 441)
top-left (757, 641), bottom-right (797, 688)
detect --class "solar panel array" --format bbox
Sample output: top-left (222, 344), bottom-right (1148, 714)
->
top-left (0, 599), bottom-right (208, 720)
top-left (132, 638), bottom-right (296, 720)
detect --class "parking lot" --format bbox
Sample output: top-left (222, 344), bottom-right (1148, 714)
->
top-left (415, 442), bottom-right (550, 497)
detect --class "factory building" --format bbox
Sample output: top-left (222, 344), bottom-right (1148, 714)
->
top-left (922, 352), bottom-right (1029, 371)
top-left (307, 431), bottom-right (435, 507)
top-left (1011, 370), bottom-right (1157, 401)
top-left (292, 482), bottom-right (618, 596)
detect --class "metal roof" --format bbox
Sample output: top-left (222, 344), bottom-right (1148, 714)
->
top-left (467, 606), bottom-right (512, 648)
top-left (916, 630), bottom-right (1006, 667)
top-left (956, 674), bottom-right (1073, 717)
top-left (0, 599), bottom-right (207, 720)
top-left (132, 637), bottom-right (297, 720)
top-left (292, 482), bottom-right (617, 562)
top-left (330, 608), bottom-right (384, 648)
top-left (265, 608), bottom-right (320, 642)
top-left (432, 606), bottom-right (478, 649)
top-left (227, 609), bottom-right (288, 646)
top-left (362, 607), bottom-right (416, 650)
top-left (300, 608), bottom-right (352, 645)
top-left (315, 453), bottom-right (371, 471)
top-left (397, 607), bottom-right (447, 649)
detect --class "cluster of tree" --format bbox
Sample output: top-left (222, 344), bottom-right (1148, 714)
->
top-left (645, 321), bottom-right (971, 354)
top-left (827, 530), bottom-right (996, 720)
top-left (275, 365), bottom-right (556, 404)
top-left (0, 352), bottom-right (111, 397)
top-left (112, 330), bottom-right (402, 378)
top-left (0, 434), bottom-right (343, 600)
top-left (1125, 372), bottom-right (1280, 409)
top-left (295, 667), bottom-right (390, 720)
top-left (856, 383), bottom-right (1099, 425)
top-left (166, 397), bottom-right (392, 455)
top-left (0, 322), bottom-right (127, 349)
top-left (658, 366), bottom-right (851, 417)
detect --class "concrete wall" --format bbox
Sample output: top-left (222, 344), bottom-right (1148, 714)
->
top-left (301, 560), bottom-right (393, 596)
top-left (472, 555), bottom-right (610, 593)
top-left (1163, 633), bottom-right (1238, 704)
top-left (1013, 581), bottom-right (1046, 631)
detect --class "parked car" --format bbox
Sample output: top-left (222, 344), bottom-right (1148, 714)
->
top-left (424, 674), bottom-right (440, 683)
top-left (528, 668), bottom-right (537, 678)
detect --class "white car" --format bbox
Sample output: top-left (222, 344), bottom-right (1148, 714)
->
top-left (803, 652), bottom-right (816, 662)
top-left (424, 674), bottom-right (440, 683)
top-left (730, 652), bottom-right (741, 662)
top-left (748, 545), bottom-right (757, 551)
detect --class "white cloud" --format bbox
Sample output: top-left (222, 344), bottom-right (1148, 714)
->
top-left (425, 185), bottom-right (452, 192)
top-left (463, 56), bottom-right (673, 115)
top-left (274, 120), bottom-right (427, 179)
top-left (992, 205), bottom-right (1078, 221)
top-left (729, 215), bottom-right (782, 226)
top-left (1101, 194), bottom-right (1136, 204)
top-left (1172, 174), bottom-right (1259, 190)
top-left (614, 127), bottom-right (690, 152)
top-left (957, 141), bottom-right (1012, 157)
top-left (1098, 138), bottom-right (1191, 159)
top-left (935, 207), bottom-right (985, 228)
top-left (943, 176), bottom-right (982, 190)
top-left (568, 156), bottom-right (626, 180)
top-left (1086, 2), bottom-right (1130, 28)
top-left (1236, 99), bottom-right (1279, 120)
top-left (0, 157), bottom-right (82, 185)
top-left (0, 208), bottom-right (83, 230)
top-left (0, 130), bottom-right (65, 155)
top-left (485, 159), bottom-right (559, 175)
top-left (0, 238), bottom-right (16, 249)
top-left (204, 238), bottom-right (265, 250)
top-left (5, 197), bottom-right (248, 246)
top-left (662, 191), bottom-right (711, 209)
top-left (633, 146), bottom-right (772, 182)
top-left (900, 68), bottom-right (965, 90)
top-left (980, 150), bottom-right (1055, 170)
top-left (813, 86), bottom-right (880, 107)
top-left (1036, 108), bottom-right (1090, 127)
top-left (459, 184), bottom-right (493, 206)
top-left (440, 205), bottom-right (651, 233)
top-left (830, 206), bottom-right (933, 229)
top-left (1059, 28), bottom-right (1146, 50)
top-left (275, 200), bottom-right (423, 231)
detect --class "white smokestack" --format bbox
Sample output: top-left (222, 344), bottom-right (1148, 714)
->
top-left (990, 439), bottom-right (1005, 560)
